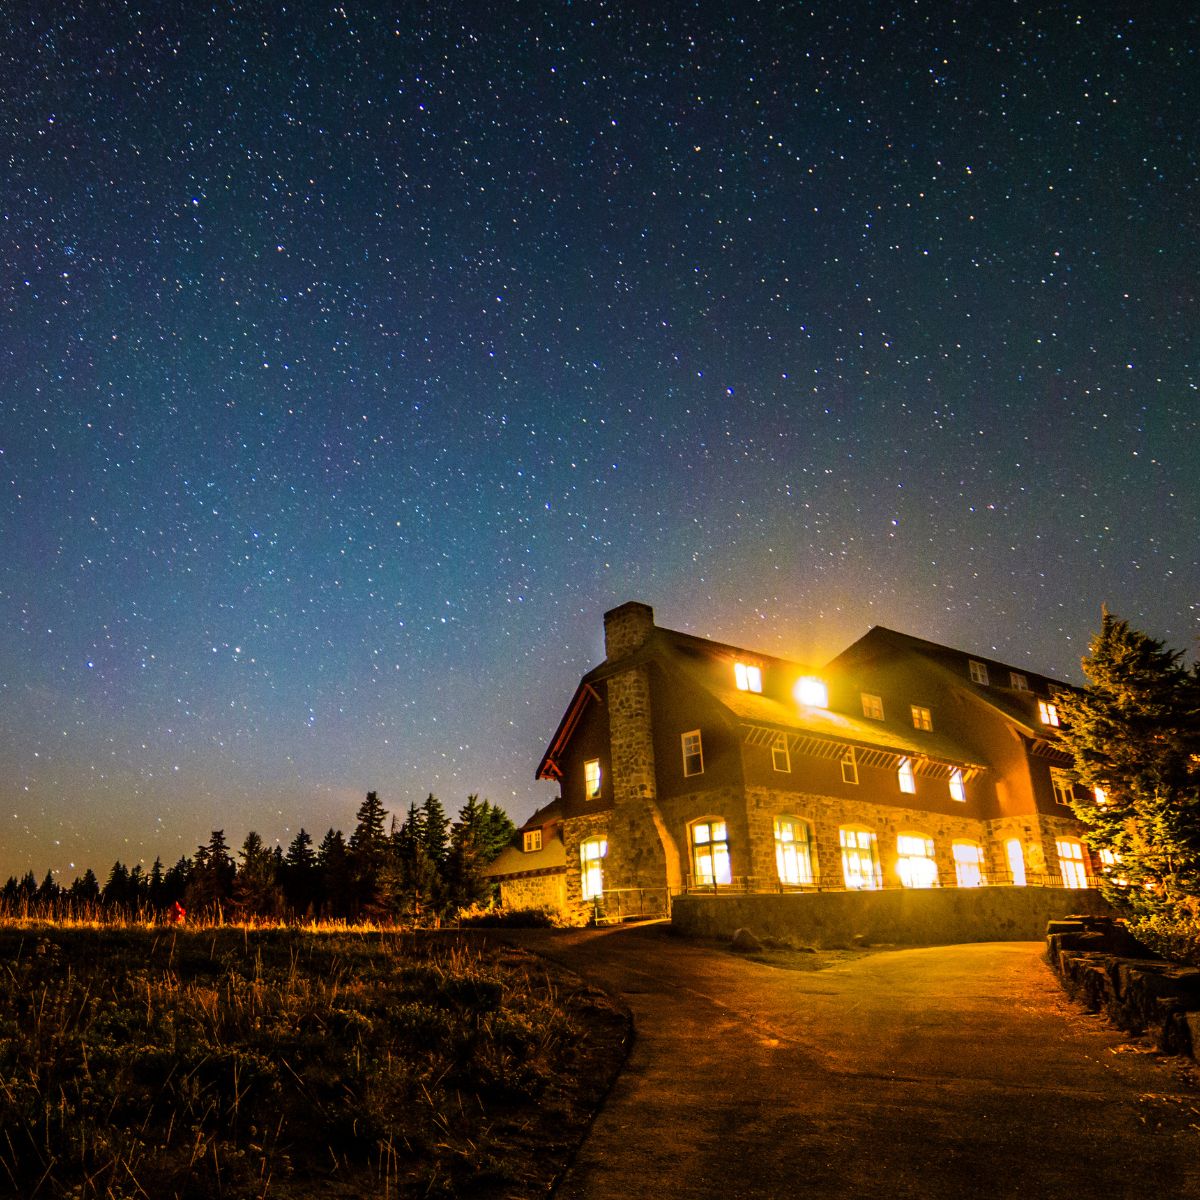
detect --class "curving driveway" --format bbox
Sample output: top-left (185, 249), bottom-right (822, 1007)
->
top-left (504, 923), bottom-right (1200, 1200)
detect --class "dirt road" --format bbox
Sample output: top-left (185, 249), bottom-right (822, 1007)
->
top-left (504, 923), bottom-right (1200, 1199)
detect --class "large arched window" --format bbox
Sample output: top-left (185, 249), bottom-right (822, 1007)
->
top-left (952, 840), bottom-right (986, 887)
top-left (1056, 838), bottom-right (1088, 889)
top-left (690, 819), bottom-right (732, 888)
top-left (580, 836), bottom-right (607, 901)
top-left (774, 816), bottom-right (815, 886)
top-left (1005, 838), bottom-right (1027, 886)
top-left (839, 827), bottom-right (881, 890)
top-left (897, 833), bottom-right (939, 888)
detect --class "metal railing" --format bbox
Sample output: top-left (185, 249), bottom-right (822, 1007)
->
top-left (589, 887), bottom-right (674, 924)
top-left (681, 872), bottom-right (1103, 895)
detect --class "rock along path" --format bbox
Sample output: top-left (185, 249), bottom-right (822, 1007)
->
top-left (502, 923), bottom-right (1200, 1200)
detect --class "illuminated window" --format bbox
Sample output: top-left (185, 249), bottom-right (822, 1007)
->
top-left (897, 833), bottom-right (939, 888)
top-left (1050, 768), bottom-right (1074, 807)
top-left (1010, 671), bottom-right (1029, 691)
top-left (969, 660), bottom-right (989, 686)
top-left (584, 758), bottom-right (602, 800)
top-left (681, 730), bottom-right (704, 777)
top-left (1005, 839), bottom-right (1027, 886)
top-left (898, 756), bottom-right (916, 794)
top-left (911, 705), bottom-right (933, 731)
top-left (1056, 838), bottom-right (1088, 889)
top-left (774, 816), bottom-right (815, 886)
top-left (691, 819), bottom-right (732, 887)
top-left (1038, 700), bottom-right (1060, 727)
top-left (1093, 785), bottom-right (1108, 806)
top-left (734, 662), bottom-right (763, 693)
top-left (840, 827), bottom-right (881, 890)
top-left (841, 747), bottom-right (859, 785)
top-left (953, 840), bottom-right (986, 887)
top-left (523, 829), bottom-right (542, 853)
top-left (771, 733), bottom-right (791, 773)
top-left (1098, 848), bottom-right (1118, 867)
top-left (861, 693), bottom-right (884, 720)
top-left (580, 836), bottom-right (607, 901)
top-left (794, 676), bottom-right (828, 708)
top-left (948, 767), bottom-right (966, 802)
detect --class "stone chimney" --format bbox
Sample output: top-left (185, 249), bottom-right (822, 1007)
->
top-left (603, 601), bottom-right (655, 662)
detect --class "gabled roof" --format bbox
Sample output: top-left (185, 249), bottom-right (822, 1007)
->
top-left (538, 618), bottom-right (990, 780)
top-left (830, 625), bottom-right (1081, 741)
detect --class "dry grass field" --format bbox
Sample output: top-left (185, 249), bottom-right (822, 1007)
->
top-left (0, 917), bottom-right (629, 1199)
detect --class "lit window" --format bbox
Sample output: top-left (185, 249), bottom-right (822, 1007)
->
top-left (794, 676), bottom-right (828, 708)
top-left (1010, 672), bottom-right (1029, 691)
top-left (1093, 785), bottom-right (1108, 806)
top-left (969, 660), bottom-right (989, 686)
top-left (1056, 838), bottom-right (1088, 889)
top-left (580, 836), bottom-right (607, 901)
top-left (898, 756), bottom-right (916, 794)
top-left (841, 747), bottom-right (859, 785)
top-left (897, 833), bottom-right (939, 888)
top-left (691, 820), bottom-right (732, 887)
top-left (584, 758), bottom-right (602, 800)
top-left (911, 705), bottom-right (933, 731)
top-left (1050, 768), bottom-right (1074, 807)
top-left (1038, 700), bottom-right (1060, 727)
top-left (734, 662), bottom-right (763, 693)
top-left (774, 816), bottom-right (815, 886)
top-left (681, 730), bottom-right (704, 777)
top-left (840, 827), bottom-right (881, 890)
top-left (1005, 839), bottom-right (1027, 886)
top-left (861, 692), bottom-right (884, 720)
top-left (948, 767), bottom-right (966, 802)
top-left (1098, 848), bottom-right (1118, 867)
top-left (953, 840), bottom-right (986, 887)
top-left (523, 829), bottom-right (543, 853)
top-left (771, 733), bottom-right (791, 773)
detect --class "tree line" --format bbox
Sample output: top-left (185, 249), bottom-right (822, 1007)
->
top-left (1, 792), bottom-right (515, 923)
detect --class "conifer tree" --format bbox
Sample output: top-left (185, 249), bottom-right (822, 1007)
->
top-left (317, 827), bottom-right (351, 917)
top-left (234, 831), bottom-right (284, 918)
top-left (1056, 611), bottom-right (1200, 960)
top-left (283, 828), bottom-right (320, 915)
top-left (349, 791), bottom-right (390, 916)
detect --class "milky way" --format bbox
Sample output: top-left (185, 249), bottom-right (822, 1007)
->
top-left (2, 3), bottom-right (1196, 880)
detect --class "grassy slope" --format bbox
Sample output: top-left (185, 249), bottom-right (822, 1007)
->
top-left (0, 923), bottom-right (629, 1199)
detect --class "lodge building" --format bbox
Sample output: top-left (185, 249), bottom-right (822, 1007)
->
top-left (486, 601), bottom-right (1096, 918)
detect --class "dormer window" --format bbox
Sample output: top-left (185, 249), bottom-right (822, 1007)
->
top-left (523, 829), bottom-right (543, 853)
top-left (734, 662), bottom-right (763, 693)
top-left (861, 693), bottom-right (884, 720)
top-left (1010, 672), bottom-right (1029, 691)
top-left (794, 676), bottom-right (828, 708)
top-left (911, 705), bottom-right (933, 732)
top-left (969, 660), bottom-right (989, 686)
top-left (1038, 700), bottom-right (1060, 727)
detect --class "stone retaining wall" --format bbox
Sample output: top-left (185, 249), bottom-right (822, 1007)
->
top-left (1045, 917), bottom-right (1200, 1058)
top-left (672, 887), bottom-right (1112, 946)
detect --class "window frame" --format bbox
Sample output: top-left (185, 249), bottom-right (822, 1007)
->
top-left (771, 733), bottom-right (791, 773)
top-left (1038, 699), bottom-right (1060, 727)
top-left (896, 832), bottom-right (939, 889)
top-left (839, 826), bottom-right (881, 890)
top-left (969, 659), bottom-right (989, 686)
top-left (681, 729), bottom-right (704, 777)
top-left (1056, 838), bottom-right (1088, 889)
top-left (948, 767), bottom-right (966, 802)
top-left (734, 661), bottom-right (763, 693)
top-left (580, 835), bottom-right (607, 901)
top-left (911, 705), bottom-right (933, 731)
top-left (1050, 767), bottom-right (1074, 807)
top-left (774, 815), bottom-right (815, 887)
top-left (690, 818), bottom-right (732, 888)
top-left (1009, 671), bottom-right (1029, 691)
top-left (898, 756), bottom-right (917, 794)
top-left (584, 758), bottom-right (602, 800)
top-left (861, 692), bottom-right (884, 721)
top-left (841, 746), bottom-right (859, 785)
top-left (952, 840), bottom-right (986, 887)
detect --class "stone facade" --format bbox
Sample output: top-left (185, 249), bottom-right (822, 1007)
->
top-left (499, 871), bottom-right (566, 911)
top-left (561, 811), bottom-right (610, 915)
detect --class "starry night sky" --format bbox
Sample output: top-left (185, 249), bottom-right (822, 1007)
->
top-left (2, 3), bottom-right (1196, 881)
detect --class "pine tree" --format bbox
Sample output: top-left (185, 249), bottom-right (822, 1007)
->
top-left (1056, 611), bottom-right (1200, 960)
top-left (446, 796), bottom-right (516, 909)
top-left (102, 861), bottom-right (130, 907)
top-left (283, 828), bottom-right (320, 916)
top-left (70, 868), bottom-right (101, 903)
top-left (349, 791), bottom-right (390, 916)
top-left (317, 828), bottom-right (351, 918)
top-left (234, 831), bottom-right (284, 918)
top-left (419, 793), bottom-right (450, 868)
top-left (394, 802), bottom-right (441, 920)
top-left (185, 831), bottom-right (237, 917)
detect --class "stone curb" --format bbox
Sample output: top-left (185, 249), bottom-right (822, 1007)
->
top-left (1045, 917), bottom-right (1200, 1058)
